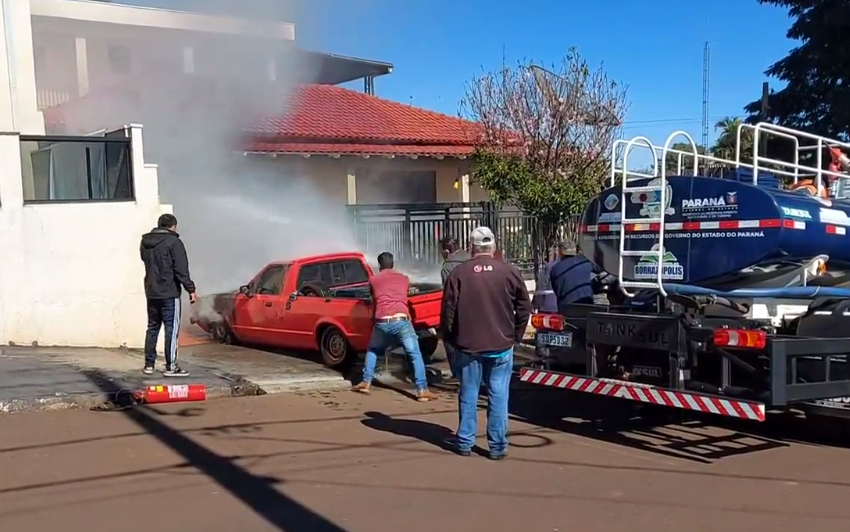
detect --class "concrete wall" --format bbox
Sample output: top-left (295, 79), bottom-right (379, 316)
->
top-left (0, 125), bottom-right (170, 348)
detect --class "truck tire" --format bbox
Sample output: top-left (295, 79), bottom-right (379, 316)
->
top-left (418, 337), bottom-right (440, 363)
top-left (300, 281), bottom-right (329, 298)
top-left (319, 326), bottom-right (352, 368)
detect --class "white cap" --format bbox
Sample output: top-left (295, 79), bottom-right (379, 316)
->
top-left (470, 226), bottom-right (496, 246)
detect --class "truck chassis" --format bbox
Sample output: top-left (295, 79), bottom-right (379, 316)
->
top-left (525, 303), bottom-right (850, 423)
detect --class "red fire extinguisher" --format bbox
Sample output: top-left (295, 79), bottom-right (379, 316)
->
top-left (136, 384), bottom-right (207, 404)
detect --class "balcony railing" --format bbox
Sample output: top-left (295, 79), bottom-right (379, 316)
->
top-left (37, 89), bottom-right (73, 110)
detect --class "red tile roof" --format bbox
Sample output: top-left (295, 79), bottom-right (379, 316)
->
top-left (43, 81), bottom-right (480, 157)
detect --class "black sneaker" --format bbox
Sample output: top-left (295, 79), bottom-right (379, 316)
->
top-left (142, 365), bottom-right (154, 375)
top-left (163, 366), bottom-right (189, 377)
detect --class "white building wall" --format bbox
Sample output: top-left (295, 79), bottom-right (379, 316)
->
top-left (0, 125), bottom-right (171, 348)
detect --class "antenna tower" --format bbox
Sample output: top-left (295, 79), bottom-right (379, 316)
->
top-left (701, 42), bottom-right (710, 149)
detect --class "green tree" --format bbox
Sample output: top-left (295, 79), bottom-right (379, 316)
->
top-left (744, 0), bottom-right (850, 140)
top-left (711, 117), bottom-right (754, 162)
top-left (460, 48), bottom-right (629, 242)
top-left (664, 142), bottom-right (707, 175)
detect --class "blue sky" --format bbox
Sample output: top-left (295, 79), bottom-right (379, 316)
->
top-left (139, 0), bottom-right (793, 154)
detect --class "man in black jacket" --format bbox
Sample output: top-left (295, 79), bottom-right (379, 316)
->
top-left (140, 213), bottom-right (197, 377)
top-left (441, 226), bottom-right (531, 460)
top-left (439, 237), bottom-right (470, 382)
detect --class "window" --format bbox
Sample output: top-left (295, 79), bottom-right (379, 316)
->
top-left (297, 260), bottom-right (369, 290)
top-left (254, 265), bottom-right (287, 295)
top-left (108, 45), bottom-right (130, 74)
top-left (356, 169), bottom-right (437, 204)
top-left (21, 137), bottom-right (134, 202)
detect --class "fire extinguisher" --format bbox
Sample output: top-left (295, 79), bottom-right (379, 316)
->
top-left (135, 384), bottom-right (207, 404)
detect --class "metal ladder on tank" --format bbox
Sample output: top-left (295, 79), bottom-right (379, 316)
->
top-left (616, 132), bottom-right (701, 298)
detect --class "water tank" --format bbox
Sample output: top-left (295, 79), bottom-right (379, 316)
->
top-left (579, 175), bottom-right (850, 286)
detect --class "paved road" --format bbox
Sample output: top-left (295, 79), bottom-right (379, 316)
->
top-left (1, 387), bottom-right (850, 532)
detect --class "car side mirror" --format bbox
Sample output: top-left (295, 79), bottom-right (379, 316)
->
top-left (239, 285), bottom-right (252, 297)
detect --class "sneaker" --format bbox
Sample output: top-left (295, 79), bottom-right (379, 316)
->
top-left (142, 365), bottom-right (154, 375)
top-left (163, 366), bottom-right (189, 377)
top-left (488, 452), bottom-right (508, 461)
top-left (351, 381), bottom-right (371, 395)
top-left (417, 389), bottom-right (438, 402)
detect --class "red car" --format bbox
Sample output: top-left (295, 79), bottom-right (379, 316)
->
top-left (190, 252), bottom-right (443, 367)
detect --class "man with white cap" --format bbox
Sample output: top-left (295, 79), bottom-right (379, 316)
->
top-left (440, 226), bottom-right (532, 460)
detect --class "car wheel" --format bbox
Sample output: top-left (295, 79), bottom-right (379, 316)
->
top-left (211, 321), bottom-right (234, 344)
top-left (418, 337), bottom-right (440, 363)
top-left (320, 326), bottom-right (351, 368)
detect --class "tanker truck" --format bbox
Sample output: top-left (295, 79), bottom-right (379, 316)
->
top-left (524, 122), bottom-right (850, 423)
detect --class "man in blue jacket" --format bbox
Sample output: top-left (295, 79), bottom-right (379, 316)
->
top-left (139, 214), bottom-right (197, 377)
top-left (549, 240), bottom-right (601, 310)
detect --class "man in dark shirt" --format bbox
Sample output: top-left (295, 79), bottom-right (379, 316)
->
top-left (440, 236), bottom-right (470, 285)
top-left (441, 226), bottom-right (532, 459)
top-left (440, 237), bottom-right (470, 382)
top-left (352, 252), bottom-right (437, 402)
top-left (139, 213), bottom-right (197, 377)
top-left (549, 240), bottom-right (601, 310)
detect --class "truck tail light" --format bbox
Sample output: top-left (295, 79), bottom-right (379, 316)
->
top-left (713, 329), bottom-right (766, 349)
top-left (531, 313), bottom-right (565, 331)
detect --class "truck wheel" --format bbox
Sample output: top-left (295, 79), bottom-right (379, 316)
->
top-left (211, 321), bottom-right (237, 345)
top-left (320, 326), bottom-right (351, 368)
top-left (418, 337), bottom-right (440, 363)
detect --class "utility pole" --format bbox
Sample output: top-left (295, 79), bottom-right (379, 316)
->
top-left (758, 82), bottom-right (769, 156)
top-left (701, 42), bottom-right (710, 151)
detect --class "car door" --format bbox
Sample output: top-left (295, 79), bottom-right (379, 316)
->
top-left (332, 259), bottom-right (373, 350)
top-left (231, 265), bottom-right (287, 345)
top-left (279, 262), bottom-right (332, 349)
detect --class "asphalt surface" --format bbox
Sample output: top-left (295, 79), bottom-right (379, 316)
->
top-left (2, 386), bottom-right (850, 532)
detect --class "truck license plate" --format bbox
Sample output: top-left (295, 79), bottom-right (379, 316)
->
top-left (538, 332), bottom-right (573, 347)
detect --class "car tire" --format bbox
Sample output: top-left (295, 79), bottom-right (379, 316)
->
top-left (211, 321), bottom-right (237, 345)
top-left (418, 337), bottom-right (440, 363)
top-left (320, 326), bottom-right (351, 368)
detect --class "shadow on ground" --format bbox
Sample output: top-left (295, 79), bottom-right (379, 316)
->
top-left (508, 379), bottom-right (850, 464)
top-left (81, 369), bottom-right (351, 532)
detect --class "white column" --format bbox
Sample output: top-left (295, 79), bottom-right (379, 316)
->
top-left (0, 0), bottom-right (44, 134)
top-left (346, 167), bottom-right (356, 204)
top-left (459, 173), bottom-right (470, 202)
top-left (75, 37), bottom-right (89, 96)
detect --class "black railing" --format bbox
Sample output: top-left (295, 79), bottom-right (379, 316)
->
top-left (348, 202), bottom-right (582, 276)
top-left (19, 134), bottom-right (134, 203)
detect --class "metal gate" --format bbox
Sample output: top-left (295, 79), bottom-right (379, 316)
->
top-left (348, 202), bottom-right (542, 274)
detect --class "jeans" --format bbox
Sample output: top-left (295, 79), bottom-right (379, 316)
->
top-left (362, 319), bottom-right (428, 391)
top-left (144, 297), bottom-right (181, 368)
top-left (455, 347), bottom-right (514, 456)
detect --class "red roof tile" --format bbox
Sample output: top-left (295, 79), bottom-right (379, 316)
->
top-left (250, 84), bottom-right (479, 147)
top-left (248, 142), bottom-right (475, 157)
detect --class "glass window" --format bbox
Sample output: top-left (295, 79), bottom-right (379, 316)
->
top-left (255, 265), bottom-right (286, 295)
top-left (341, 259), bottom-right (369, 284)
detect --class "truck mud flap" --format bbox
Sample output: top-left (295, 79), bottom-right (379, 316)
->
top-left (518, 368), bottom-right (766, 422)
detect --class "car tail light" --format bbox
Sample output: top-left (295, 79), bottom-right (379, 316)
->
top-left (531, 313), bottom-right (565, 331)
top-left (713, 329), bottom-right (766, 349)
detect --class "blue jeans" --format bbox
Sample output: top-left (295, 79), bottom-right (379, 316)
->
top-left (362, 320), bottom-right (428, 391)
top-left (456, 347), bottom-right (513, 456)
top-left (144, 297), bottom-right (181, 368)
